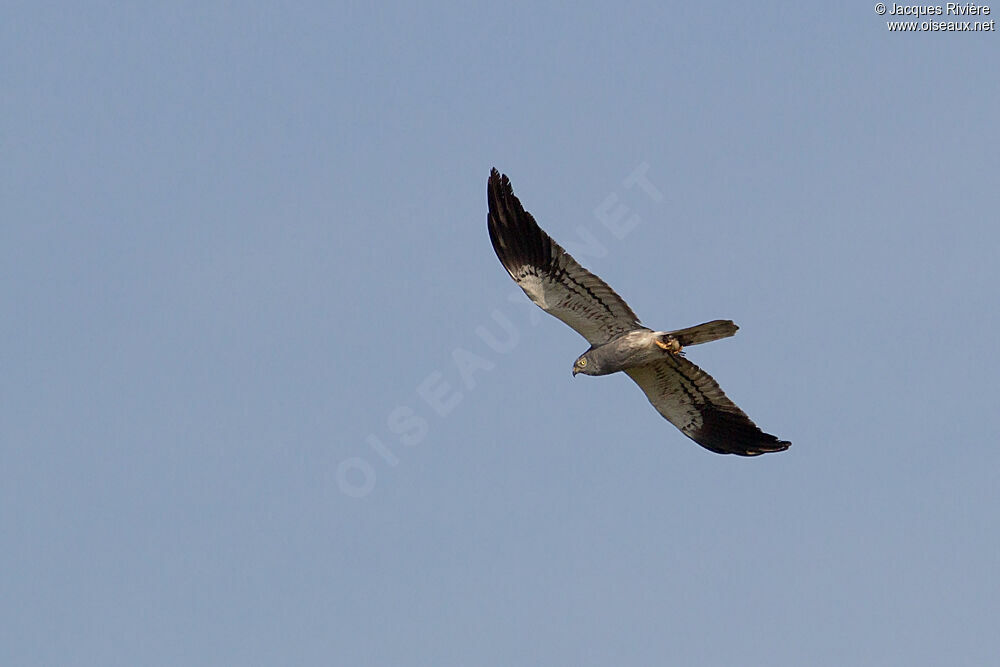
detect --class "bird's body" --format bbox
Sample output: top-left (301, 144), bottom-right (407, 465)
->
top-left (574, 325), bottom-right (731, 376)
top-left (575, 330), bottom-right (670, 377)
top-left (487, 168), bottom-right (790, 456)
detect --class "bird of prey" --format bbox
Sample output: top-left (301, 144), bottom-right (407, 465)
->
top-left (487, 168), bottom-right (789, 456)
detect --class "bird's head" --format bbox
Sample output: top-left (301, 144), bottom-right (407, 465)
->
top-left (572, 353), bottom-right (599, 377)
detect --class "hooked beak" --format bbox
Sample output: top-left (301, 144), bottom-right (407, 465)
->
top-left (572, 367), bottom-right (578, 377)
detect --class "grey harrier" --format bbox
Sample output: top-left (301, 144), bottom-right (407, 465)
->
top-left (487, 169), bottom-right (789, 456)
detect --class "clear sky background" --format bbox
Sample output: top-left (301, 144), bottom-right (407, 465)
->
top-left (3, 2), bottom-right (998, 665)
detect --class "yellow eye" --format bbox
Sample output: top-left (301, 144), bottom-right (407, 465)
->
top-left (578, 358), bottom-right (587, 367)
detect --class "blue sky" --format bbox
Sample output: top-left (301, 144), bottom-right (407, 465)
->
top-left (3, 2), bottom-right (998, 665)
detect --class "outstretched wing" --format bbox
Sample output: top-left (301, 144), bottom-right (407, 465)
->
top-left (625, 356), bottom-right (790, 456)
top-left (487, 168), bottom-right (641, 345)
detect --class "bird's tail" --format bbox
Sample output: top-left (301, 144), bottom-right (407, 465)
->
top-left (663, 320), bottom-right (738, 347)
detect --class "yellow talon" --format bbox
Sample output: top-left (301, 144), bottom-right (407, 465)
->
top-left (655, 336), bottom-right (683, 354)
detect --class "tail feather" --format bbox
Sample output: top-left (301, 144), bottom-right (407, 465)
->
top-left (665, 320), bottom-right (738, 347)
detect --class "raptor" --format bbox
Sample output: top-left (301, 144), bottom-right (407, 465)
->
top-left (487, 168), bottom-right (790, 456)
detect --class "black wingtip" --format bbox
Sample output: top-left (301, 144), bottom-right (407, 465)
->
top-left (488, 167), bottom-right (505, 192)
top-left (486, 167), bottom-right (553, 278)
top-left (486, 168), bottom-right (507, 213)
top-left (690, 409), bottom-right (791, 456)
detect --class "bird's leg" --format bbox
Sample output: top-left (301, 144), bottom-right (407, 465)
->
top-left (655, 335), bottom-right (683, 355)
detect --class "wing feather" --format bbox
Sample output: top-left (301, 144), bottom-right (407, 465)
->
top-left (487, 169), bottom-right (641, 345)
top-left (625, 356), bottom-right (790, 456)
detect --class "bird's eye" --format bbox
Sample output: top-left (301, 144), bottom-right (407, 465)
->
top-left (578, 358), bottom-right (587, 367)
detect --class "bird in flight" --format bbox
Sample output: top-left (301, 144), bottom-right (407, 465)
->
top-left (487, 168), bottom-right (790, 456)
